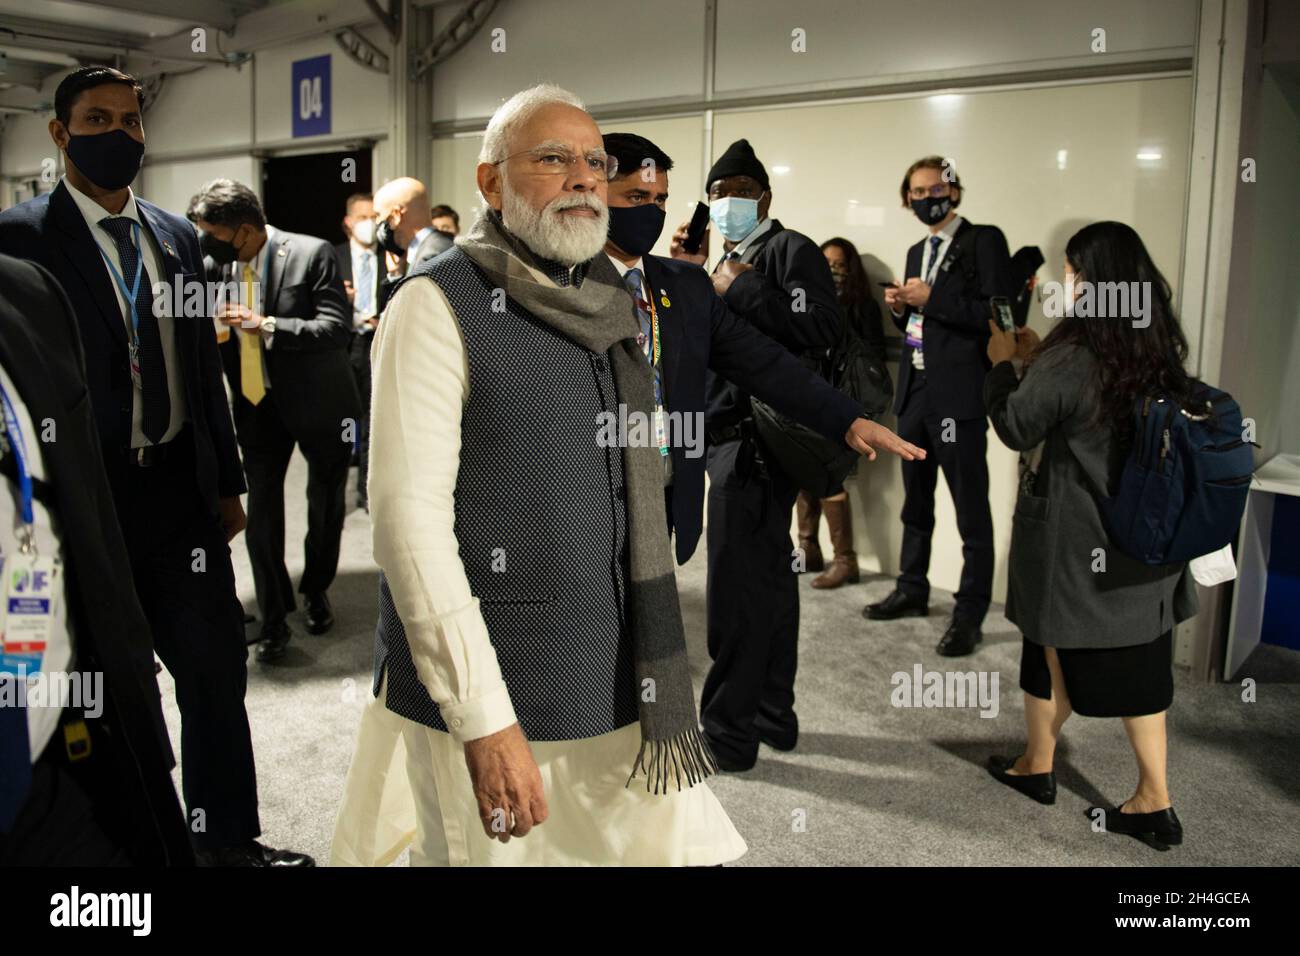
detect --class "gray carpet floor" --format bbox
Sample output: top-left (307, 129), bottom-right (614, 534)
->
top-left (159, 452), bottom-right (1300, 866)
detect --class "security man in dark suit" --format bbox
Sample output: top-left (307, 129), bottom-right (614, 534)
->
top-left (865, 156), bottom-right (1013, 657)
top-left (666, 138), bottom-right (922, 771)
top-left (0, 66), bottom-right (311, 866)
top-left (189, 178), bottom-right (361, 664)
top-left (332, 191), bottom-right (382, 510)
top-left (603, 132), bottom-right (921, 573)
top-left (0, 253), bottom-right (191, 865)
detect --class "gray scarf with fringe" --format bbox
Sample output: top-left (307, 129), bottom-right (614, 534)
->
top-left (456, 209), bottom-right (716, 794)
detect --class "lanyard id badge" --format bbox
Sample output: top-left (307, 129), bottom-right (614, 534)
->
top-left (0, 380), bottom-right (58, 677)
top-left (633, 287), bottom-right (670, 457)
top-left (97, 220), bottom-right (146, 389)
top-left (905, 313), bottom-right (924, 349)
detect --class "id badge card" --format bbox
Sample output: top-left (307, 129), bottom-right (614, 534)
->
top-left (653, 406), bottom-right (669, 457)
top-left (905, 314), bottom-right (924, 349)
top-left (128, 339), bottom-right (143, 389)
top-left (0, 553), bottom-right (59, 677)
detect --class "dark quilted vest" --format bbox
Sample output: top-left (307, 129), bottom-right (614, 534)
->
top-left (373, 247), bottom-right (639, 740)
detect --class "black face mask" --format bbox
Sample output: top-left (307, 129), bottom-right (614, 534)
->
top-left (199, 229), bottom-right (240, 266)
top-left (607, 203), bottom-right (666, 258)
top-left (910, 195), bottom-right (952, 226)
top-left (65, 129), bottom-right (145, 191)
top-left (376, 219), bottom-right (405, 256)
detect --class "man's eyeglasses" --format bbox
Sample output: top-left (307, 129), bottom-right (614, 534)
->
top-left (908, 184), bottom-right (952, 200)
top-left (495, 145), bottom-right (619, 181)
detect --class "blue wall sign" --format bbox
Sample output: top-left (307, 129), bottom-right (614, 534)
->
top-left (291, 55), bottom-right (331, 138)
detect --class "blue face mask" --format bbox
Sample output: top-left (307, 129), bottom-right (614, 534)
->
top-left (709, 195), bottom-right (761, 242)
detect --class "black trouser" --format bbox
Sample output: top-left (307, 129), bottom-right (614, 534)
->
top-left (895, 373), bottom-right (994, 625)
top-left (349, 328), bottom-right (374, 503)
top-left (701, 434), bottom-right (800, 764)
top-left (115, 428), bottom-right (260, 850)
top-left (234, 387), bottom-right (351, 627)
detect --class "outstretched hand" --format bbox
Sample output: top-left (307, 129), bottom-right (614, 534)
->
top-left (844, 418), bottom-right (926, 462)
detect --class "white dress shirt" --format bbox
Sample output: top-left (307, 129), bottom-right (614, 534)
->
top-left (63, 177), bottom-right (188, 447)
top-left (0, 365), bottom-right (73, 763)
top-left (350, 239), bottom-right (379, 327)
top-left (903, 213), bottom-right (964, 371)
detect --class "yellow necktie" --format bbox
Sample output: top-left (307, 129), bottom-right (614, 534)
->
top-left (240, 263), bottom-right (266, 405)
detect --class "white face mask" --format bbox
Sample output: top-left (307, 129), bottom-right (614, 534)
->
top-left (351, 219), bottom-right (377, 246)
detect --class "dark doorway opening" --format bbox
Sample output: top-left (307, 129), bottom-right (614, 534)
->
top-left (262, 147), bottom-right (373, 244)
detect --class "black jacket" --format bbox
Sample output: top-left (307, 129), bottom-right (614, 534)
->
top-left (0, 254), bottom-right (192, 864)
top-left (0, 182), bottom-right (246, 516)
top-left (704, 219), bottom-right (845, 431)
top-left (642, 254), bottom-right (864, 564)
top-left (892, 218), bottom-right (1013, 417)
top-left (207, 229), bottom-right (359, 425)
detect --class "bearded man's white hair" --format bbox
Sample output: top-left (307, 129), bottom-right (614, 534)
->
top-left (479, 84), bottom-right (586, 164)
top-left (479, 83), bottom-right (608, 266)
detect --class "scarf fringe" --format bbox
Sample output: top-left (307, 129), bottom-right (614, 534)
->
top-left (626, 726), bottom-right (720, 795)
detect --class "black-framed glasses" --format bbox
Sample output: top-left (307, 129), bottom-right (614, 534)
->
top-left (908, 184), bottom-right (952, 200)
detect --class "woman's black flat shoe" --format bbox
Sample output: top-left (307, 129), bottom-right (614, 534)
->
top-left (1087, 804), bottom-right (1183, 850)
top-left (987, 754), bottom-right (1056, 805)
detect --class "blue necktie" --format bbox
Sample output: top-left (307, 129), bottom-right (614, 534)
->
top-left (356, 253), bottom-right (374, 317)
top-left (623, 267), bottom-right (654, 351)
top-left (0, 691), bottom-right (31, 833)
top-left (99, 217), bottom-right (170, 443)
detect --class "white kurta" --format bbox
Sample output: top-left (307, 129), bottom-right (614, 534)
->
top-left (331, 274), bottom-right (746, 867)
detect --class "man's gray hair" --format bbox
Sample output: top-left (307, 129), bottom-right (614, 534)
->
top-left (186, 178), bottom-right (266, 229)
top-left (479, 84), bottom-right (586, 165)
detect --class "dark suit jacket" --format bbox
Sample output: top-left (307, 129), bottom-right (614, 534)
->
top-left (642, 254), bottom-right (864, 564)
top-left (207, 229), bottom-right (359, 431)
top-left (0, 253), bottom-right (191, 864)
top-left (0, 181), bottom-right (246, 516)
top-left (892, 218), bottom-right (1013, 418)
top-left (332, 240), bottom-right (383, 323)
top-left (704, 219), bottom-right (845, 431)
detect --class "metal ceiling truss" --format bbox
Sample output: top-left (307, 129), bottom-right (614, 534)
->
top-left (411, 0), bottom-right (499, 78)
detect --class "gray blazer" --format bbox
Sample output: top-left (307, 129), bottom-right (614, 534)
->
top-left (984, 345), bottom-right (1197, 649)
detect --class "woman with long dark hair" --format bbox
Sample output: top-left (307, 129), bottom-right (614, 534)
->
top-left (794, 238), bottom-right (889, 589)
top-left (982, 221), bottom-right (1198, 851)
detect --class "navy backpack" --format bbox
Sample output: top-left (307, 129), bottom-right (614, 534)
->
top-left (1100, 384), bottom-right (1254, 566)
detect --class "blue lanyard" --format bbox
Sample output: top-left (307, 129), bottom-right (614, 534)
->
top-left (97, 220), bottom-right (144, 343)
top-left (0, 378), bottom-right (34, 533)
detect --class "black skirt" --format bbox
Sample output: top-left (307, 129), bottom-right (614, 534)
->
top-left (1019, 631), bottom-right (1173, 718)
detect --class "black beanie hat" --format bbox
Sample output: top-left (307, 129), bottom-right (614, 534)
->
top-left (706, 138), bottom-right (769, 191)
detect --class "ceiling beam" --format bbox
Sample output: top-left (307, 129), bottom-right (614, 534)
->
top-left (52, 0), bottom-right (257, 33)
top-left (0, 55), bottom-right (62, 90)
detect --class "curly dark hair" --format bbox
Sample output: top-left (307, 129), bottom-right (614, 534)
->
top-left (1037, 221), bottom-right (1194, 438)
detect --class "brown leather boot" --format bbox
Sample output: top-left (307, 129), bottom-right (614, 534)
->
top-left (795, 491), bottom-right (824, 573)
top-left (812, 496), bottom-right (859, 588)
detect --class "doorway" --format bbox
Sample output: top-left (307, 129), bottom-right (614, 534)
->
top-left (261, 147), bottom-right (373, 244)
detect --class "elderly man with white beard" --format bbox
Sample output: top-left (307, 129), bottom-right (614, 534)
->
top-left (331, 84), bottom-right (749, 866)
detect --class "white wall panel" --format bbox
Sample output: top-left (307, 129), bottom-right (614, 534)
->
top-left (430, 0), bottom-right (707, 123)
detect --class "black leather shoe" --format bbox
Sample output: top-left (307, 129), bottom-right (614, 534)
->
top-left (703, 732), bottom-right (757, 773)
top-left (196, 840), bottom-right (316, 867)
top-left (304, 592), bottom-right (335, 635)
top-left (936, 619), bottom-right (982, 656)
top-left (755, 712), bottom-right (798, 751)
top-left (1087, 803), bottom-right (1183, 850)
top-left (256, 620), bottom-right (292, 664)
top-left (987, 754), bottom-right (1056, 805)
top-left (864, 589), bottom-right (929, 621)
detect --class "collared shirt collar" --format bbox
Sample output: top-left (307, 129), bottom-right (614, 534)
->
top-left (606, 253), bottom-right (644, 279)
top-left (245, 224), bottom-right (279, 279)
top-left (64, 175), bottom-right (141, 230)
top-left (727, 215), bottom-right (774, 261)
top-left (407, 226), bottom-right (433, 263)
